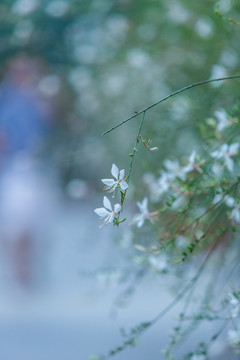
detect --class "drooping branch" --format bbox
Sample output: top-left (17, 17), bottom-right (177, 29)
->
top-left (102, 75), bottom-right (240, 136)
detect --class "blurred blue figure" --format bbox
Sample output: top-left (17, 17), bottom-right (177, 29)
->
top-left (0, 57), bottom-right (51, 161)
top-left (0, 56), bottom-right (57, 290)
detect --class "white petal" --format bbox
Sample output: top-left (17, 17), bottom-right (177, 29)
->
top-left (106, 184), bottom-right (118, 193)
top-left (212, 194), bottom-right (222, 204)
top-left (210, 150), bottom-right (220, 158)
top-left (212, 144), bottom-right (228, 158)
top-left (220, 144), bottom-right (229, 156)
top-left (94, 207), bottom-right (110, 217)
top-left (231, 208), bottom-right (240, 223)
top-left (100, 214), bottom-right (111, 227)
top-left (137, 197), bottom-right (148, 214)
top-left (225, 157), bottom-right (234, 172)
top-left (142, 197), bottom-right (148, 211)
top-left (107, 213), bottom-right (115, 224)
top-left (164, 160), bottom-right (178, 172)
top-left (136, 214), bottom-right (145, 228)
top-left (182, 164), bottom-right (193, 174)
top-left (120, 181), bottom-right (128, 190)
top-left (229, 142), bottom-right (239, 156)
top-left (158, 172), bottom-right (170, 192)
top-left (189, 150), bottom-right (196, 164)
top-left (225, 195), bottom-right (235, 207)
top-left (111, 164), bottom-right (119, 179)
top-left (119, 169), bottom-right (125, 180)
top-left (114, 203), bottom-right (121, 213)
top-left (101, 178), bottom-right (115, 186)
top-left (103, 196), bottom-right (112, 211)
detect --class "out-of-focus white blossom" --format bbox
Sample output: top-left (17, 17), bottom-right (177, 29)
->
top-left (12, 0), bottom-right (39, 15)
top-left (148, 254), bottom-right (168, 272)
top-left (214, 109), bottom-right (232, 132)
top-left (143, 173), bottom-right (163, 203)
top-left (102, 164), bottom-right (128, 195)
top-left (211, 143), bottom-right (239, 172)
top-left (211, 163), bottom-right (223, 178)
top-left (220, 49), bottom-right (239, 68)
top-left (175, 235), bottom-right (189, 248)
top-left (212, 193), bottom-right (235, 207)
top-left (228, 326), bottom-right (240, 347)
top-left (191, 354), bottom-right (206, 360)
top-left (164, 159), bottom-right (185, 180)
top-left (132, 197), bottom-right (158, 228)
top-left (127, 48), bottom-right (150, 68)
top-left (210, 64), bottom-right (227, 87)
top-left (190, 355), bottom-right (206, 360)
top-left (94, 196), bottom-right (121, 227)
top-left (230, 204), bottom-right (240, 223)
top-left (228, 292), bottom-right (240, 318)
top-left (194, 17), bottom-right (213, 38)
top-left (157, 171), bottom-right (170, 194)
top-left (45, 1), bottom-right (69, 17)
top-left (213, 193), bottom-right (240, 223)
top-left (183, 151), bottom-right (202, 174)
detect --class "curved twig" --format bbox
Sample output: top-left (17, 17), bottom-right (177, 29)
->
top-left (102, 75), bottom-right (240, 136)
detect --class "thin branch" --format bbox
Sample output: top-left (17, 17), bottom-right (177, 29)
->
top-left (118, 111), bottom-right (146, 213)
top-left (102, 75), bottom-right (240, 136)
top-left (101, 234), bottom-right (221, 359)
top-left (127, 111), bottom-right (146, 184)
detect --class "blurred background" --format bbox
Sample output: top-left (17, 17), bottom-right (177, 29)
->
top-left (0, 0), bottom-right (240, 359)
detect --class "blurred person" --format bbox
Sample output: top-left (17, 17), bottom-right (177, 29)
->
top-left (0, 56), bottom-right (58, 290)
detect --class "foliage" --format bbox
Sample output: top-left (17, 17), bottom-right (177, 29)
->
top-left (93, 1), bottom-right (240, 354)
top-left (94, 79), bottom-right (240, 359)
top-left (1, 0), bottom-right (240, 358)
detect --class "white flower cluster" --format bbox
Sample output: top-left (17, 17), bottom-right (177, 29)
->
top-left (94, 164), bottom-right (128, 227)
top-left (213, 192), bottom-right (240, 223)
top-left (211, 142), bottom-right (239, 172)
top-left (144, 140), bottom-right (239, 208)
top-left (144, 150), bottom-right (202, 203)
top-left (228, 326), bottom-right (240, 347)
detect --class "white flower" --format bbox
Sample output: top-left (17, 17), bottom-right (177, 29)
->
top-left (228, 293), bottom-right (240, 318)
top-left (211, 162), bottom-right (223, 178)
top-left (215, 195), bottom-right (240, 222)
top-left (148, 254), bottom-right (168, 272)
top-left (228, 326), bottom-right (240, 347)
top-left (164, 159), bottom-right (185, 180)
top-left (183, 151), bottom-right (202, 174)
top-left (175, 235), bottom-right (188, 248)
top-left (211, 143), bottom-right (239, 172)
top-left (132, 197), bottom-right (158, 228)
top-left (143, 173), bottom-right (163, 203)
top-left (102, 163), bottom-right (128, 195)
top-left (214, 109), bottom-right (231, 132)
top-left (212, 193), bottom-right (235, 207)
top-left (157, 171), bottom-right (170, 193)
top-left (94, 196), bottom-right (121, 227)
top-left (190, 355), bottom-right (206, 360)
top-left (230, 204), bottom-right (240, 223)
top-left (224, 195), bottom-right (235, 207)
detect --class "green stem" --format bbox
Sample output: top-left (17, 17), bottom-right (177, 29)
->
top-left (127, 111), bottom-right (146, 185)
top-left (102, 75), bottom-right (240, 136)
top-left (102, 235), bottom-right (221, 359)
top-left (119, 111), bottom-right (146, 212)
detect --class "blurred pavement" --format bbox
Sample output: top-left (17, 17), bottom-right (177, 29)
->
top-left (0, 196), bottom-right (238, 360)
